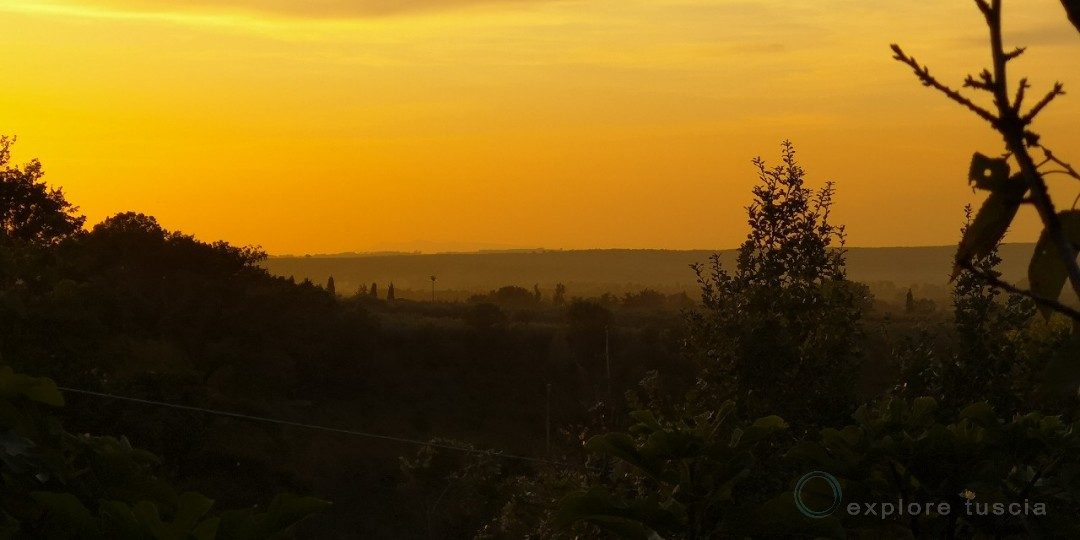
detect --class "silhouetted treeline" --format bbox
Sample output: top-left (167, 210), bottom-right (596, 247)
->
top-left (0, 155), bottom-right (700, 536)
top-left (5, 138), bottom-right (1079, 537)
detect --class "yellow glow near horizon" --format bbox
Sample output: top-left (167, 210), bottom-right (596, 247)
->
top-left (2, 0), bottom-right (1079, 254)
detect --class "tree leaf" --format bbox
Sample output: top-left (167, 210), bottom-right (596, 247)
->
top-left (18, 376), bottom-right (64, 407)
top-left (1040, 335), bottom-right (1080, 398)
top-left (173, 492), bottom-right (215, 533)
top-left (1064, 0), bottom-right (1080, 34)
top-left (1028, 210), bottom-right (1080, 318)
top-left (556, 488), bottom-right (680, 538)
top-left (0, 367), bottom-right (64, 407)
top-left (735, 415), bottom-right (788, 447)
top-left (629, 410), bottom-right (663, 432)
top-left (912, 396), bottom-right (938, 422)
top-left (555, 488), bottom-right (634, 524)
top-left (640, 430), bottom-right (699, 461)
top-left (31, 492), bottom-right (100, 535)
top-left (97, 500), bottom-right (144, 538)
top-left (191, 517), bottom-right (221, 540)
top-left (132, 501), bottom-right (166, 537)
top-left (968, 153), bottom-right (1011, 191)
top-left (959, 402), bottom-right (996, 427)
top-left (954, 180), bottom-right (1026, 272)
top-left (586, 433), bottom-right (651, 471)
top-left (247, 493), bottom-right (331, 539)
top-left (581, 516), bottom-right (656, 540)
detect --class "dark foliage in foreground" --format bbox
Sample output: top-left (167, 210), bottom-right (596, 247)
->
top-left (553, 143), bottom-right (1080, 538)
top-left (0, 366), bottom-right (327, 538)
top-left (5, 10), bottom-right (1080, 529)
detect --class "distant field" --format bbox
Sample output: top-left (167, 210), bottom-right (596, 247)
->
top-left (263, 244), bottom-right (1036, 298)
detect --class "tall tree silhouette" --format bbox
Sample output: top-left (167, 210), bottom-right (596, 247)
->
top-left (687, 141), bottom-right (863, 427)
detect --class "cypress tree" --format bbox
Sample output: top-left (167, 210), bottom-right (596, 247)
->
top-left (553, 283), bottom-right (567, 306)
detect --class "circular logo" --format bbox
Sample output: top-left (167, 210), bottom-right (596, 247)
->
top-left (793, 471), bottom-right (843, 518)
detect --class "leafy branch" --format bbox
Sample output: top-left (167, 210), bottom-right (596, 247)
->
top-left (892, 0), bottom-right (1080, 323)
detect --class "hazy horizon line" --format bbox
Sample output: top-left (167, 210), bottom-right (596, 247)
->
top-left (268, 242), bottom-right (1037, 258)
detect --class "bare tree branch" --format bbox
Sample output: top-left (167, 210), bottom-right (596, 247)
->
top-left (982, 0), bottom-right (1080, 315)
top-left (964, 72), bottom-right (995, 92)
top-left (1004, 46), bottom-right (1027, 61)
top-left (1038, 146), bottom-right (1080, 182)
top-left (891, 44), bottom-right (999, 125)
top-left (1012, 78), bottom-right (1030, 113)
top-left (1022, 82), bottom-right (1066, 124)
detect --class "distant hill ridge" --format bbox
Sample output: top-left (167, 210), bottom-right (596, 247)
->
top-left (263, 244), bottom-right (1036, 294)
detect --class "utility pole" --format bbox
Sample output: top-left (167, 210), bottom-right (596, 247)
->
top-left (604, 325), bottom-right (612, 427)
top-left (429, 275), bottom-right (437, 302)
top-left (605, 325), bottom-right (611, 383)
top-left (545, 382), bottom-right (552, 456)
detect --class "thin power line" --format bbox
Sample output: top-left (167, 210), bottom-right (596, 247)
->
top-left (57, 386), bottom-right (566, 467)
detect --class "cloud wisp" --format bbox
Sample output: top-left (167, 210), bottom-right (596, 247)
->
top-left (47, 0), bottom-right (561, 18)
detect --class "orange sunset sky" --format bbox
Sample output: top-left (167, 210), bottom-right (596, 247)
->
top-left (2, 0), bottom-right (1079, 254)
